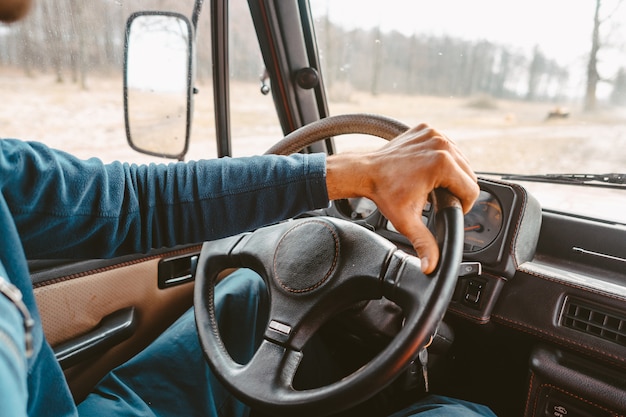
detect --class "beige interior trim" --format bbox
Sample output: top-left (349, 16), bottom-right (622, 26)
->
top-left (34, 248), bottom-right (198, 402)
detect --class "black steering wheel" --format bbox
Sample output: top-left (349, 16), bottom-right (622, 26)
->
top-left (194, 114), bottom-right (464, 416)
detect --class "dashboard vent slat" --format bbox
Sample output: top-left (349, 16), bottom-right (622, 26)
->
top-left (561, 298), bottom-right (626, 347)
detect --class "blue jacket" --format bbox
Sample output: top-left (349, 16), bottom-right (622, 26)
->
top-left (0, 139), bottom-right (328, 416)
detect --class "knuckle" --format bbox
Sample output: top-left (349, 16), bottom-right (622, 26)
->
top-left (429, 134), bottom-right (452, 150)
top-left (430, 148), bottom-right (454, 167)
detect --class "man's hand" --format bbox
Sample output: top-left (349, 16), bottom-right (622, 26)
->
top-left (326, 123), bottom-right (479, 274)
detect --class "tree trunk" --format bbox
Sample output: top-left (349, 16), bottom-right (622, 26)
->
top-left (69, 0), bottom-right (88, 90)
top-left (584, 0), bottom-right (602, 111)
top-left (370, 26), bottom-right (382, 96)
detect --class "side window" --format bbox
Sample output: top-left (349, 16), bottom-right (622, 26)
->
top-left (0, 0), bottom-right (206, 162)
top-left (0, 0), bottom-right (282, 163)
top-left (0, 1), bottom-right (178, 164)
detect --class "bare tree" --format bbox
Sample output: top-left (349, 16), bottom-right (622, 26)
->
top-left (369, 25), bottom-right (382, 96)
top-left (611, 67), bottom-right (626, 105)
top-left (585, 0), bottom-right (624, 111)
top-left (526, 46), bottom-right (545, 101)
top-left (585, 0), bottom-right (602, 110)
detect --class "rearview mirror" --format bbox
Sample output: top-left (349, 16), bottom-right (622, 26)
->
top-left (124, 12), bottom-right (194, 160)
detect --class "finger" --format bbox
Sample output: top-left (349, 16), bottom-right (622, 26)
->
top-left (442, 135), bottom-right (480, 205)
top-left (419, 140), bottom-right (478, 214)
top-left (404, 216), bottom-right (439, 275)
top-left (448, 141), bottom-right (476, 181)
top-left (381, 202), bottom-right (440, 275)
top-left (414, 128), bottom-right (475, 178)
top-left (437, 155), bottom-right (480, 214)
top-left (408, 129), bottom-right (477, 190)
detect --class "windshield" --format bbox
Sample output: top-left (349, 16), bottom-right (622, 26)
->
top-left (309, 0), bottom-right (626, 174)
top-left (308, 0), bottom-right (626, 223)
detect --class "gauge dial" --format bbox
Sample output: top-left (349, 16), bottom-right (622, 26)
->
top-left (464, 191), bottom-right (503, 252)
top-left (335, 197), bottom-right (377, 220)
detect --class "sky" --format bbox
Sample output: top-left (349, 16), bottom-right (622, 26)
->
top-left (309, 0), bottom-right (626, 97)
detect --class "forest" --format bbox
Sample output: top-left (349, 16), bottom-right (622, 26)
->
top-left (318, 26), bottom-right (571, 102)
top-left (0, 0), bottom-right (624, 108)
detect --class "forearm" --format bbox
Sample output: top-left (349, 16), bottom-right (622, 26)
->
top-left (2, 140), bottom-right (328, 259)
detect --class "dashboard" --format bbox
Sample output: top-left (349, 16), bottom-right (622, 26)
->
top-left (326, 178), bottom-right (542, 280)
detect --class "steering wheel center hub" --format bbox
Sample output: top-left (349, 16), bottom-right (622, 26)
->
top-left (273, 219), bottom-right (339, 293)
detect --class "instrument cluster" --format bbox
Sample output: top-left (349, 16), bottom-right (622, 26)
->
top-left (328, 178), bottom-right (527, 277)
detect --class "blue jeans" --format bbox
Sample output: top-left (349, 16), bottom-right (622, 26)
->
top-left (78, 269), bottom-right (496, 417)
top-left (389, 395), bottom-right (497, 416)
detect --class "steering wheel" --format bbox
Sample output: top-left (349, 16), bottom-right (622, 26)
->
top-left (194, 114), bottom-right (464, 416)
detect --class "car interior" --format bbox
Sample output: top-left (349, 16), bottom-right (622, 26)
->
top-left (2, 0), bottom-right (624, 416)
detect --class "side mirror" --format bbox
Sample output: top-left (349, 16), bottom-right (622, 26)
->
top-left (124, 12), bottom-right (194, 160)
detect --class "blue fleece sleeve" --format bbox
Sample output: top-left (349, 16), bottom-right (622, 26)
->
top-left (0, 139), bottom-right (329, 259)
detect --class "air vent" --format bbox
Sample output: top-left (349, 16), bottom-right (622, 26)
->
top-left (561, 298), bottom-right (626, 347)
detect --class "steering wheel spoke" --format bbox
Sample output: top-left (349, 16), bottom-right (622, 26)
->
top-left (381, 250), bottom-right (430, 310)
top-left (234, 339), bottom-right (302, 400)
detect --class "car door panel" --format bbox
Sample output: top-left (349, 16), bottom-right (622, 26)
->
top-left (31, 245), bottom-right (200, 401)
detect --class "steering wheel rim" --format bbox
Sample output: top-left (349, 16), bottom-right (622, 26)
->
top-left (195, 114), bottom-right (465, 417)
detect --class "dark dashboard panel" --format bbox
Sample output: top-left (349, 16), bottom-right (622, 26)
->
top-left (461, 179), bottom-right (542, 278)
top-left (493, 210), bottom-right (626, 416)
top-left (327, 178), bottom-right (541, 280)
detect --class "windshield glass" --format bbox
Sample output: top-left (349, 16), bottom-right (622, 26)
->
top-left (309, 0), bottom-right (626, 223)
top-left (309, 0), bottom-right (626, 174)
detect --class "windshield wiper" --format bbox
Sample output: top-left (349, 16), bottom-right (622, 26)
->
top-left (478, 172), bottom-right (626, 189)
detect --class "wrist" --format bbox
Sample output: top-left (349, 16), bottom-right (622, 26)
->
top-left (326, 153), bottom-right (374, 201)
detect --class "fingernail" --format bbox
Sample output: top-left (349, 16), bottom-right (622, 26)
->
top-left (420, 257), bottom-right (429, 273)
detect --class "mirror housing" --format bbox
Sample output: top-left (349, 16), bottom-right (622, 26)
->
top-left (124, 11), bottom-right (195, 160)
